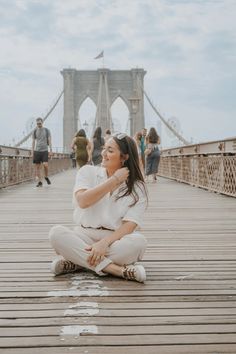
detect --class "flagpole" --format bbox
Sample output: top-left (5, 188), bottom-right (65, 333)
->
top-left (94, 50), bottom-right (104, 67)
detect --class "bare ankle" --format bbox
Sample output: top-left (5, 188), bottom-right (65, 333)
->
top-left (103, 263), bottom-right (124, 278)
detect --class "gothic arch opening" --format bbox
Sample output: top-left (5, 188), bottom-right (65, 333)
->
top-left (111, 97), bottom-right (130, 134)
top-left (62, 68), bottom-right (146, 150)
top-left (78, 97), bottom-right (96, 138)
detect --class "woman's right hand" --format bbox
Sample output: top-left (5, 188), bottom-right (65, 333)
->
top-left (113, 167), bottom-right (129, 183)
top-left (85, 239), bottom-right (109, 267)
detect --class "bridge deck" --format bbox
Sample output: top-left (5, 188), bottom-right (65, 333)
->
top-left (0, 170), bottom-right (236, 354)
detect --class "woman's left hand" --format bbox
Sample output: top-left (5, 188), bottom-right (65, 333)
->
top-left (85, 239), bottom-right (109, 266)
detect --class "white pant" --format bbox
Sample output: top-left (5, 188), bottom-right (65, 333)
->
top-left (49, 225), bottom-right (147, 275)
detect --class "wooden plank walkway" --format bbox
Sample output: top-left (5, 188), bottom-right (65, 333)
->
top-left (0, 169), bottom-right (236, 354)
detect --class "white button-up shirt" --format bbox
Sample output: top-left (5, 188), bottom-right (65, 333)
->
top-left (73, 165), bottom-right (147, 230)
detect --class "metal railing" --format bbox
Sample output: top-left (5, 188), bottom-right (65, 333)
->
top-left (158, 137), bottom-right (236, 197)
top-left (0, 145), bottom-right (71, 188)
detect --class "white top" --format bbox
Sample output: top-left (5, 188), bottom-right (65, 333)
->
top-left (73, 165), bottom-right (147, 230)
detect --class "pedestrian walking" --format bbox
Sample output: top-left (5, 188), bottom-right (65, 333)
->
top-left (133, 131), bottom-right (144, 174)
top-left (145, 127), bottom-right (161, 183)
top-left (71, 129), bottom-right (92, 168)
top-left (140, 128), bottom-right (147, 169)
top-left (31, 117), bottom-right (52, 187)
top-left (70, 150), bottom-right (76, 168)
top-left (91, 127), bottom-right (105, 165)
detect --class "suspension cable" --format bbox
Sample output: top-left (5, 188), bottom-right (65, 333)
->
top-left (137, 79), bottom-right (190, 145)
top-left (15, 90), bottom-right (64, 147)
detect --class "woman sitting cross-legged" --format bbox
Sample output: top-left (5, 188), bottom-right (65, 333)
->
top-left (49, 133), bottom-right (148, 283)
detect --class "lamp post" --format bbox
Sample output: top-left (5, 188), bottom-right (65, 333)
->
top-left (83, 120), bottom-right (89, 135)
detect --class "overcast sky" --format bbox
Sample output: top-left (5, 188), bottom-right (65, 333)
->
top-left (0, 0), bottom-right (235, 149)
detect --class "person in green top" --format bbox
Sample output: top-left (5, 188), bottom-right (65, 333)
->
top-left (71, 129), bottom-right (92, 168)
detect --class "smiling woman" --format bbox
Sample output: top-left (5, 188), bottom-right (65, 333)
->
top-left (49, 134), bottom-right (148, 283)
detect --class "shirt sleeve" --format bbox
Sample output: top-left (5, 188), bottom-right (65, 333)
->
top-left (72, 165), bottom-right (95, 207)
top-left (74, 165), bottom-right (94, 193)
top-left (122, 183), bottom-right (147, 228)
top-left (47, 128), bottom-right (51, 138)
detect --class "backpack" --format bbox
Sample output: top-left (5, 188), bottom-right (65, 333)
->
top-left (33, 127), bottom-right (50, 145)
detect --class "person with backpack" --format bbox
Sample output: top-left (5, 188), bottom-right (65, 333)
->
top-left (31, 117), bottom-right (52, 187)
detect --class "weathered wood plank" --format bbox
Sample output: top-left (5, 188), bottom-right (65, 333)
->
top-left (2, 307), bottom-right (236, 318)
top-left (1, 279), bottom-right (236, 288)
top-left (1, 171), bottom-right (236, 353)
top-left (2, 314), bottom-right (236, 327)
top-left (0, 333), bottom-right (236, 347)
top-left (1, 289), bottom-right (236, 297)
top-left (0, 300), bottom-right (236, 311)
top-left (1, 344), bottom-right (236, 354)
top-left (1, 324), bottom-right (236, 337)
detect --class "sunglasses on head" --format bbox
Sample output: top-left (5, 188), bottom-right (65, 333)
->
top-left (113, 132), bottom-right (127, 140)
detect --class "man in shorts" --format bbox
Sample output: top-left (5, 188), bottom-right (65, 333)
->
top-left (31, 117), bottom-right (53, 187)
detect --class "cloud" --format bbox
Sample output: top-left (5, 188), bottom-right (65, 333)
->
top-left (0, 0), bottom-right (235, 147)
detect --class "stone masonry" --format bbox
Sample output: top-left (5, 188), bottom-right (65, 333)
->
top-left (61, 68), bottom-right (146, 152)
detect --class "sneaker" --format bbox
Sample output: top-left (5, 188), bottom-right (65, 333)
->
top-left (36, 181), bottom-right (43, 187)
top-left (122, 264), bottom-right (146, 283)
top-left (51, 257), bottom-right (82, 276)
top-left (45, 177), bottom-right (51, 185)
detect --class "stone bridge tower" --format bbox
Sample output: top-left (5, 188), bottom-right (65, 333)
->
top-left (61, 68), bottom-right (146, 152)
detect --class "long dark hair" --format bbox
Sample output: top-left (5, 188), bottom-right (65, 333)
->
top-left (112, 135), bottom-right (147, 206)
top-left (75, 129), bottom-right (86, 138)
top-left (147, 127), bottom-right (160, 144)
top-left (93, 126), bottom-right (103, 143)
